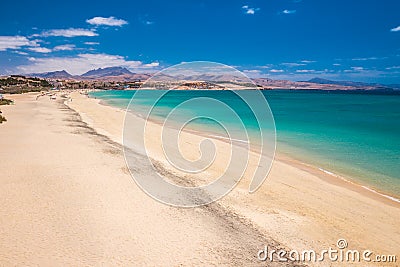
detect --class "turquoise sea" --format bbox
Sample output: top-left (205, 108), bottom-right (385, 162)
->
top-left (90, 89), bottom-right (400, 198)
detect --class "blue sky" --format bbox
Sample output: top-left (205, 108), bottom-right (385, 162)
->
top-left (0, 0), bottom-right (399, 83)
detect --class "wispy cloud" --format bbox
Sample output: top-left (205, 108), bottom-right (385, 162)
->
top-left (270, 69), bottom-right (284, 73)
top-left (390, 25), bottom-right (400, 32)
top-left (386, 66), bottom-right (400, 70)
top-left (39, 28), bottom-right (98, 37)
top-left (242, 5), bottom-right (260, 15)
top-left (14, 51), bottom-right (29, 55)
top-left (282, 9), bottom-right (296, 14)
top-left (84, 42), bottom-right (99, 45)
top-left (344, 66), bottom-right (365, 73)
top-left (281, 62), bottom-right (306, 67)
top-left (0, 36), bottom-right (35, 51)
top-left (296, 69), bottom-right (315, 73)
top-left (243, 69), bottom-right (261, 73)
top-left (257, 64), bottom-right (273, 69)
top-left (86, 16), bottom-right (128, 27)
top-left (28, 47), bottom-right (52, 53)
top-left (16, 53), bottom-right (158, 75)
top-left (301, 60), bottom-right (316, 63)
top-left (242, 69), bottom-right (263, 78)
top-left (53, 44), bottom-right (75, 51)
top-left (385, 66), bottom-right (400, 70)
top-left (352, 57), bottom-right (379, 61)
top-left (142, 62), bottom-right (159, 68)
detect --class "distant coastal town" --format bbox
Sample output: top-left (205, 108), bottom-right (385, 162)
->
top-left (1, 66), bottom-right (399, 94)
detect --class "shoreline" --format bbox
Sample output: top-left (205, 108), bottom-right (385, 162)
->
top-left (93, 93), bottom-right (400, 207)
top-left (275, 152), bottom-right (400, 207)
top-left (66, 91), bottom-right (400, 256)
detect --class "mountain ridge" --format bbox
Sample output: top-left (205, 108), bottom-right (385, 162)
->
top-left (28, 67), bottom-right (151, 81)
top-left (24, 68), bottom-right (399, 90)
top-left (29, 70), bottom-right (73, 79)
top-left (304, 77), bottom-right (391, 89)
top-left (81, 67), bottom-right (133, 77)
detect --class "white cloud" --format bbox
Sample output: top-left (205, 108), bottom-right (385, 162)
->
top-left (142, 62), bottom-right (159, 68)
top-left (296, 69), bottom-right (315, 73)
top-left (86, 16), bottom-right (128, 27)
top-left (282, 62), bottom-right (306, 67)
top-left (242, 5), bottom-right (260, 15)
top-left (28, 47), bottom-right (52, 53)
top-left (84, 42), bottom-right (99, 45)
top-left (352, 66), bottom-right (364, 71)
top-left (282, 9), bottom-right (296, 14)
top-left (386, 66), bottom-right (400, 70)
top-left (14, 51), bottom-right (29, 55)
top-left (352, 57), bottom-right (378, 61)
top-left (40, 28), bottom-right (98, 37)
top-left (390, 25), bottom-right (400, 32)
top-left (343, 67), bottom-right (365, 73)
top-left (243, 69), bottom-right (261, 73)
top-left (53, 44), bottom-right (75, 51)
top-left (301, 60), bottom-right (316, 63)
top-left (333, 63), bottom-right (341, 66)
top-left (0, 36), bottom-right (34, 51)
top-left (270, 69), bottom-right (284, 73)
top-left (258, 64), bottom-right (273, 69)
top-left (16, 53), bottom-right (158, 75)
top-left (242, 69), bottom-right (263, 78)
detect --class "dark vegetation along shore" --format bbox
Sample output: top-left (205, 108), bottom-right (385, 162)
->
top-left (0, 75), bottom-right (52, 123)
top-left (0, 75), bottom-right (52, 94)
top-left (0, 98), bottom-right (13, 123)
top-left (0, 113), bottom-right (5, 124)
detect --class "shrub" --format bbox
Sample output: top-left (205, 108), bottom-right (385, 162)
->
top-left (0, 114), bottom-right (6, 123)
top-left (0, 99), bottom-right (13, 105)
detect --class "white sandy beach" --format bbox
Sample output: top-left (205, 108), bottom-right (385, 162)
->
top-left (0, 92), bottom-right (399, 266)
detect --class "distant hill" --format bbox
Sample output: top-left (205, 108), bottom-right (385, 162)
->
top-left (79, 67), bottom-right (151, 81)
top-left (30, 70), bottom-right (72, 79)
top-left (23, 69), bottom-right (398, 91)
top-left (26, 67), bottom-right (152, 82)
top-left (305, 77), bottom-right (393, 90)
top-left (81, 67), bottom-right (133, 78)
